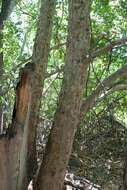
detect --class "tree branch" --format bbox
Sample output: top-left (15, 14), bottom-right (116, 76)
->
top-left (81, 64), bottom-right (127, 116)
top-left (50, 42), bottom-right (66, 51)
top-left (49, 37), bottom-right (127, 59)
top-left (92, 37), bottom-right (127, 59)
top-left (95, 84), bottom-right (127, 106)
top-left (64, 179), bottom-right (102, 190)
top-left (45, 66), bottom-right (63, 78)
top-left (16, 37), bottom-right (127, 80)
top-left (64, 180), bottom-right (85, 190)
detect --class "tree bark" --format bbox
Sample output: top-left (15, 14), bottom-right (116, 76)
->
top-left (0, 0), bottom-right (56, 190)
top-left (0, 1), bottom-right (5, 133)
top-left (15, 0), bottom-right (56, 189)
top-left (122, 156), bottom-right (127, 190)
top-left (24, 0), bottom-right (56, 184)
top-left (34, 1), bottom-right (91, 190)
top-left (0, 27), bottom-right (4, 133)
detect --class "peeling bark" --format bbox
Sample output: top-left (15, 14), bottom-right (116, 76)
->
top-left (0, 64), bottom-right (33, 190)
top-left (13, 63), bottom-right (33, 190)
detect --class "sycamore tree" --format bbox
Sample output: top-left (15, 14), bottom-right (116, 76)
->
top-left (0, 0), bottom-right (127, 190)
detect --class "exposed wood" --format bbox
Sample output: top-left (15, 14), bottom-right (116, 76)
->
top-left (13, 63), bottom-right (33, 190)
top-left (0, 138), bottom-right (9, 190)
top-left (0, 0), bottom-right (56, 189)
top-left (25, 0), bottom-right (56, 184)
top-left (16, 0), bottom-right (56, 189)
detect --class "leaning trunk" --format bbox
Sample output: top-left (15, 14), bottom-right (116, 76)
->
top-left (34, 1), bottom-right (91, 190)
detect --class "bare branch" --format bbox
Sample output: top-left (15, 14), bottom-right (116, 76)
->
top-left (64, 179), bottom-right (102, 190)
top-left (81, 64), bottom-right (127, 116)
top-left (50, 42), bottom-right (66, 51)
top-left (49, 37), bottom-right (127, 59)
top-left (45, 66), bottom-right (63, 78)
top-left (95, 84), bottom-right (127, 106)
top-left (92, 37), bottom-right (127, 59)
top-left (106, 84), bottom-right (127, 94)
top-left (64, 180), bottom-right (85, 190)
top-left (15, 38), bottom-right (127, 80)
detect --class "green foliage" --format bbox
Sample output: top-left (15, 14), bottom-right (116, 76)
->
top-left (1, 0), bottom-right (127, 188)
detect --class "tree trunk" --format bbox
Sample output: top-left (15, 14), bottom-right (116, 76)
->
top-left (0, 2), bottom-right (4, 133)
top-left (26, 0), bottom-right (56, 183)
top-left (0, 0), bottom-right (56, 189)
top-left (122, 156), bottom-right (127, 190)
top-left (0, 41), bottom-right (4, 134)
top-left (34, 1), bottom-right (91, 190)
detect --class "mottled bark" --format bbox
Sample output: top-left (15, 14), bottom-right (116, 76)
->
top-left (34, 1), bottom-right (91, 190)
